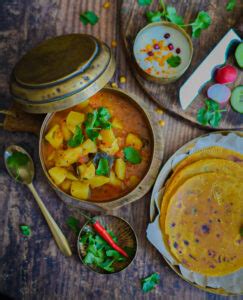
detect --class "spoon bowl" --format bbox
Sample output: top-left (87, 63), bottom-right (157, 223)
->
top-left (4, 145), bottom-right (34, 184)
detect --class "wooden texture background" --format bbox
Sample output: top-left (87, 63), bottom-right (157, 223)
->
top-left (0, 1), bottom-right (242, 300)
top-left (121, 0), bottom-right (243, 130)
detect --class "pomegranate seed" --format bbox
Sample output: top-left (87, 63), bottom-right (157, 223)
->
top-left (153, 44), bottom-right (160, 50)
top-left (164, 33), bottom-right (170, 39)
top-left (168, 43), bottom-right (174, 50)
top-left (147, 51), bottom-right (154, 56)
top-left (176, 48), bottom-right (181, 54)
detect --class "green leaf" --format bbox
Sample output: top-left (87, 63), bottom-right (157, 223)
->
top-left (19, 225), bottom-right (31, 236)
top-left (209, 111), bottom-right (222, 128)
top-left (96, 158), bottom-right (110, 176)
top-left (240, 227), bottom-right (243, 237)
top-left (7, 151), bottom-right (29, 171)
top-left (191, 11), bottom-right (211, 38)
top-left (167, 55), bottom-right (181, 67)
top-left (226, 0), bottom-right (237, 11)
top-left (141, 273), bottom-right (160, 293)
top-left (124, 147), bottom-right (142, 164)
top-left (196, 99), bottom-right (224, 128)
top-left (80, 11), bottom-right (99, 26)
top-left (166, 6), bottom-right (184, 25)
top-left (66, 216), bottom-right (80, 235)
top-left (146, 11), bottom-right (163, 23)
top-left (67, 126), bottom-right (84, 147)
top-left (197, 108), bottom-right (207, 125)
top-left (138, 0), bottom-right (153, 6)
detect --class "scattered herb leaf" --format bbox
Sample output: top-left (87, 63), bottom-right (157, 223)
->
top-left (93, 152), bottom-right (114, 169)
top-left (80, 11), bottom-right (99, 26)
top-left (19, 225), bottom-right (31, 236)
top-left (167, 55), bottom-right (181, 67)
top-left (226, 0), bottom-right (237, 11)
top-left (197, 99), bottom-right (226, 127)
top-left (66, 216), bottom-right (80, 235)
top-left (123, 147), bottom-right (142, 164)
top-left (96, 158), bottom-right (110, 176)
top-left (191, 11), bottom-right (211, 38)
top-left (166, 6), bottom-right (184, 25)
top-left (68, 126), bottom-right (84, 147)
top-left (7, 151), bottom-right (29, 180)
top-left (138, 0), bottom-right (153, 5)
top-left (146, 10), bottom-right (163, 23)
top-left (240, 227), bottom-right (243, 237)
top-left (141, 273), bottom-right (160, 293)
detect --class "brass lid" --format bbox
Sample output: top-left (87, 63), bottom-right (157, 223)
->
top-left (10, 34), bottom-right (115, 113)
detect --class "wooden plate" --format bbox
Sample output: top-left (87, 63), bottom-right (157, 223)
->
top-left (121, 0), bottom-right (243, 130)
top-left (149, 130), bottom-right (243, 295)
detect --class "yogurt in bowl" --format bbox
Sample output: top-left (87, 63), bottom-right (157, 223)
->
top-left (133, 22), bottom-right (193, 83)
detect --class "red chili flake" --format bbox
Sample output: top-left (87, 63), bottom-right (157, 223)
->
top-left (147, 51), bottom-right (154, 56)
top-left (176, 48), bottom-right (181, 54)
top-left (168, 43), bottom-right (174, 50)
top-left (164, 33), bottom-right (170, 39)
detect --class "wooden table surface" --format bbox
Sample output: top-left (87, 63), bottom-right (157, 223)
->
top-left (0, 1), bottom-right (242, 300)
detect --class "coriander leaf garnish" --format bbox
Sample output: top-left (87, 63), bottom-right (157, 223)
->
top-left (191, 11), bottom-right (211, 38)
top-left (67, 125), bottom-right (84, 147)
top-left (123, 147), bottom-right (142, 164)
top-left (167, 55), bottom-right (181, 67)
top-left (138, 0), bottom-right (153, 5)
top-left (141, 273), bottom-right (160, 293)
top-left (146, 11), bottom-right (163, 23)
top-left (166, 6), bottom-right (184, 25)
top-left (80, 11), bottom-right (99, 26)
top-left (7, 151), bottom-right (29, 180)
top-left (196, 99), bottom-right (226, 128)
top-left (240, 227), bottom-right (243, 237)
top-left (66, 216), bottom-right (80, 235)
top-left (96, 158), bottom-right (110, 176)
top-left (19, 224), bottom-right (31, 236)
top-left (226, 0), bottom-right (237, 11)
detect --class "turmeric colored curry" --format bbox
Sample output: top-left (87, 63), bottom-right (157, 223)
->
top-left (42, 90), bottom-right (152, 202)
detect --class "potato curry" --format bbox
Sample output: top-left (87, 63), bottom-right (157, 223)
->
top-left (42, 91), bottom-right (152, 202)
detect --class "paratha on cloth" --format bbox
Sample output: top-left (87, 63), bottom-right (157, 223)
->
top-left (164, 173), bottom-right (243, 277)
top-left (160, 159), bottom-right (243, 235)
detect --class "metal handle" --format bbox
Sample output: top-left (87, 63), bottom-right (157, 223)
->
top-left (28, 183), bottom-right (72, 257)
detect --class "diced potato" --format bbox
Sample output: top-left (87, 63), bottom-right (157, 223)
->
top-left (66, 171), bottom-right (78, 181)
top-left (89, 176), bottom-right (110, 188)
top-left (55, 146), bottom-right (83, 167)
top-left (112, 118), bottom-right (123, 129)
top-left (110, 171), bottom-right (122, 187)
top-left (71, 181), bottom-right (90, 200)
top-left (48, 167), bottom-right (67, 185)
top-left (100, 129), bottom-right (116, 146)
top-left (125, 133), bottom-right (143, 150)
top-left (75, 100), bottom-right (89, 110)
top-left (60, 179), bottom-right (72, 193)
top-left (81, 139), bottom-right (97, 155)
top-left (45, 124), bottom-right (63, 149)
top-left (61, 121), bottom-right (72, 141)
top-left (128, 175), bottom-right (139, 187)
top-left (99, 139), bottom-right (119, 155)
top-left (78, 163), bottom-right (95, 180)
top-left (66, 111), bottom-right (85, 133)
top-left (115, 158), bottom-right (126, 180)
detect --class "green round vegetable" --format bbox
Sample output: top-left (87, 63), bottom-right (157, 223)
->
top-left (230, 85), bottom-right (243, 114)
top-left (235, 43), bottom-right (243, 68)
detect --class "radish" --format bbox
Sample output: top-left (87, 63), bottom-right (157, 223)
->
top-left (207, 84), bottom-right (231, 104)
top-left (215, 65), bottom-right (237, 84)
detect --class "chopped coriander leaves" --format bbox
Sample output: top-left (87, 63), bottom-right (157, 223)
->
top-left (19, 224), bottom-right (31, 236)
top-left (226, 0), bottom-right (237, 11)
top-left (7, 151), bottom-right (29, 180)
top-left (138, 0), bottom-right (153, 6)
top-left (167, 55), bottom-right (181, 67)
top-left (191, 11), bottom-right (211, 38)
top-left (240, 227), bottom-right (243, 237)
top-left (96, 158), bottom-right (110, 176)
top-left (166, 6), bottom-right (184, 26)
top-left (80, 11), bottom-right (99, 26)
top-left (197, 99), bottom-right (226, 127)
top-left (66, 216), bottom-right (80, 235)
top-left (146, 11), bottom-right (163, 23)
top-left (141, 273), bottom-right (160, 293)
top-left (124, 147), bottom-right (142, 164)
top-left (67, 126), bottom-right (84, 147)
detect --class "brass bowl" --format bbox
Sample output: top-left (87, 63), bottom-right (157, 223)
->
top-left (77, 215), bottom-right (137, 274)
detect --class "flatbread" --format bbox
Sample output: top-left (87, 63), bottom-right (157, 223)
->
top-left (164, 173), bottom-right (243, 276)
top-left (160, 159), bottom-right (243, 235)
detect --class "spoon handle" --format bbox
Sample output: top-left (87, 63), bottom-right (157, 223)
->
top-left (28, 183), bottom-right (72, 257)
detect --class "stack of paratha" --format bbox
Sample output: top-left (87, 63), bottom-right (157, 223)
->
top-left (160, 146), bottom-right (243, 293)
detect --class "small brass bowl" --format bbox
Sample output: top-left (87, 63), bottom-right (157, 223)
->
top-left (77, 215), bottom-right (137, 274)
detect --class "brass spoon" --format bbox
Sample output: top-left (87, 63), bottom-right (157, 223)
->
top-left (4, 145), bottom-right (72, 257)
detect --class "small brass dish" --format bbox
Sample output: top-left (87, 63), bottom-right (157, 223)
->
top-left (77, 215), bottom-right (137, 274)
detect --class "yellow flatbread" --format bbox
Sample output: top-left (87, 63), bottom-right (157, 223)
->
top-left (164, 173), bottom-right (243, 276)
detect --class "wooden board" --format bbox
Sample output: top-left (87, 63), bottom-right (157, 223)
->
top-left (121, 0), bottom-right (243, 130)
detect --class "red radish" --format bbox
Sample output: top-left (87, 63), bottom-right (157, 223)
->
top-left (215, 65), bottom-right (237, 84)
